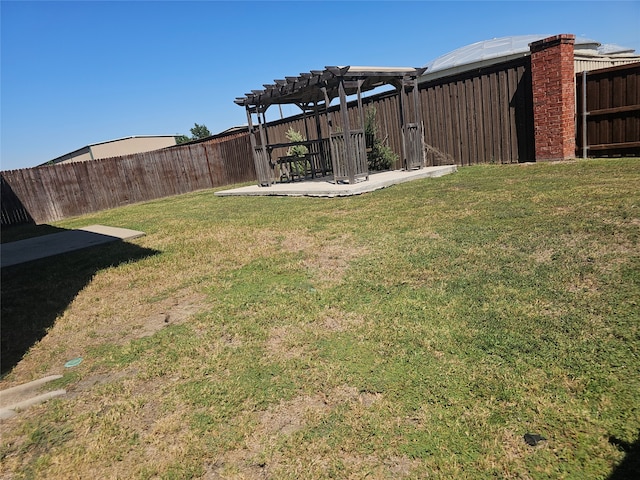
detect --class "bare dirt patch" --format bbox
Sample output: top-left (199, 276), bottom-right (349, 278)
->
top-left (279, 230), bottom-right (369, 285)
top-left (264, 308), bottom-right (366, 362)
top-left (566, 274), bottom-right (600, 294)
top-left (531, 248), bottom-right (555, 264)
top-left (319, 307), bottom-right (366, 332)
top-left (258, 393), bottom-right (330, 437)
top-left (384, 455), bottom-right (423, 477)
top-left (208, 385), bottom-right (385, 478)
top-left (264, 325), bottom-right (307, 361)
top-left (65, 368), bottom-right (135, 399)
top-left (126, 292), bottom-right (206, 341)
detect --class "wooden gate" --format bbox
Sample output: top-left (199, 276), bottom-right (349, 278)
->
top-left (329, 130), bottom-right (368, 183)
top-left (402, 123), bottom-right (425, 170)
top-left (576, 62), bottom-right (640, 157)
top-left (253, 146), bottom-right (273, 186)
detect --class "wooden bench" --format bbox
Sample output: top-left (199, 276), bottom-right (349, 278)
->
top-left (277, 154), bottom-right (318, 182)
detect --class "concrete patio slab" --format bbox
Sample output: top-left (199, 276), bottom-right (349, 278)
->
top-left (215, 165), bottom-right (457, 198)
top-left (1, 225), bottom-right (145, 268)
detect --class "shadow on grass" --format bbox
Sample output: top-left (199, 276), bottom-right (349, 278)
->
top-left (1, 236), bottom-right (159, 376)
top-left (608, 432), bottom-right (640, 479)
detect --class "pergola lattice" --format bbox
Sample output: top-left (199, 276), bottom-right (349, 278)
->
top-left (235, 66), bottom-right (426, 186)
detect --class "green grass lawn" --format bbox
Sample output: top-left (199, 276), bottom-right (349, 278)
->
top-left (1, 159), bottom-right (638, 479)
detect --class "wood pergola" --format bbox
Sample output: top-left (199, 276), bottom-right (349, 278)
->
top-left (235, 66), bottom-right (427, 186)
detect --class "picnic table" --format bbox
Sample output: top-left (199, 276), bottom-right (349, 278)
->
top-left (267, 139), bottom-right (329, 182)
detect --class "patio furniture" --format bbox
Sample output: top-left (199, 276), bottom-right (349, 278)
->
top-left (278, 152), bottom-right (324, 182)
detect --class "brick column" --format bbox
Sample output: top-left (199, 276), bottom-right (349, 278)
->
top-left (529, 34), bottom-right (576, 161)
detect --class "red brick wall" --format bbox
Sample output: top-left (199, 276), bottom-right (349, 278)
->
top-left (530, 34), bottom-right (576, 161)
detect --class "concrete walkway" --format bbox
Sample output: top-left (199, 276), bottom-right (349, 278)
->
top-left (215, 165), bottom-right (457, 198)
top-left (1, 225), bottom-right (145, 268)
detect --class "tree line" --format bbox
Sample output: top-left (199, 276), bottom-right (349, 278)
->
top-left (175, 123), bottom-right (212, 144)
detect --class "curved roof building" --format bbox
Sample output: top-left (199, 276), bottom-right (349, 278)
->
top-left (420, 34), bottom-right (639, 81)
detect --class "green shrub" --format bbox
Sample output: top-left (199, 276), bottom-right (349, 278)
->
top-left (285, 128), bottom-right (308, 157)
top-left (284, 128), bottom-right (309, 177)
top-left (365, 108), bottom-right (397, 171)
top-left (369, 142), bottom-right (397, 171)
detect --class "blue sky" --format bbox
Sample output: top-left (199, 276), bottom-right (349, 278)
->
top-left (1, 0), bottom-right (639, 171)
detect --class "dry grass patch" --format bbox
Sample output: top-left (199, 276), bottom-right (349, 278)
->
top-left (318, 307), bottom-right (367, 333)
top-left (265, 307), bottom-right (367, 362)
top-left (281, 231), bottom-right (369, 285)
top-left (5, 287), bottom-right (207, 385)
top-left (2, 225), bottom-right (288, 386)
top-left (474, 429), bottom-right (539, 480)
top-left (265, 325), bottom-right (308, 361)
top-left (2, 366), bottom-right (202, 479)
top-left (530, 247), bottom-right (555, 264)
top-left (208, 385), bottom-right (386, 479)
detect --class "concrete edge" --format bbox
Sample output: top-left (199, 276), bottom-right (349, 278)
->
top-left (2, 389), bottom-right (67, 413)
top-left (0, 390), bottom-right (67, 420)
top-left (1, 225), bottom-right (146, 268)
top-left (79, 225), bottom-right (146, 240)
top-left (215, 165), bottom-right (457, 198)
top-left (0, 374), bottom-right (63, 406)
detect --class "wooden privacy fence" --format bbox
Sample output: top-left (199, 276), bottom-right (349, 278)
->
top-left (421, 58), bottom-right (535, 165)
top-left (1, 175), bottom-right (34, 225)
top-left (576, 62), bottom-right (640, 157)
top-left (1, 132), bottom-right (255, 225)
top-left (262, 57), bottom-right (536, 169)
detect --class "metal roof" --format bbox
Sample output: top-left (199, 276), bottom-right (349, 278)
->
top-left (422, 35), bottom-right (603, 77)
top-left (594, 43), bottom-right (637, 55)
top-left (84, 135), bottom-right (177, 148)
top-left (234, 65), bottom-right (425, 110)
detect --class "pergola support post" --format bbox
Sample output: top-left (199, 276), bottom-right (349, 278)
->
top-left (313, 103), bottom-right (329, 176)
top-left (246, 106), bottom-right (273, 186)
top-left (354, 79), bottom-right (368, 182)
top-left (398, 74), bottom-right (425, 170)
top-left (331, 78), bottom-right (368, 184)
top-left (338, 80), bottom-right (355, 184)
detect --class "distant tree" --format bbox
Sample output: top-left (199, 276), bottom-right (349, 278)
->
top-left (175, 123), bottom-right (212, 145)
top-left (190, 123), bottom-right (212, 140)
